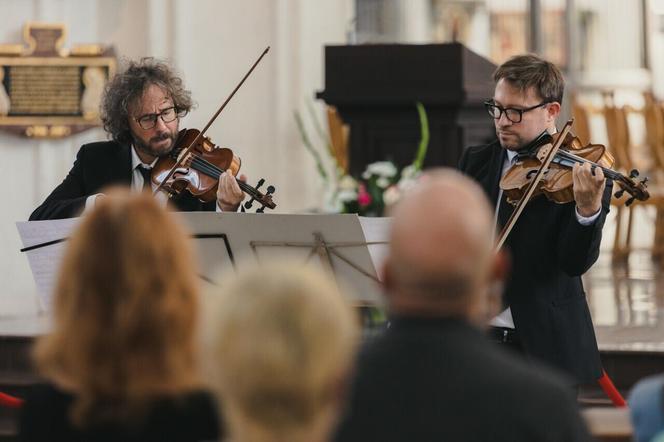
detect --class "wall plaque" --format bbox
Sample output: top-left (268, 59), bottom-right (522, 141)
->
top-left (0, 22), bottom-right (116, 138)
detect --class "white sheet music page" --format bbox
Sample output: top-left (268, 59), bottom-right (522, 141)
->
top-left (16, 218), bottom-right (81, 311)
top-left (358, 216), bottom-right (391, 282)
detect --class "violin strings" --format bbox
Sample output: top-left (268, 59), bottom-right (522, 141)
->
top-left (191, 156), bottom-right (223, 178)
top-left (189, 155), bottom-right (262, 198)
top-left (555, 150), bottom-right (622, 180)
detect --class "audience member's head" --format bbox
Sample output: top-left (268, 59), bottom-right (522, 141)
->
top-left (211, 263), bottom-right (359, 442)
top-left (383, 168), bottom-right (508, 325)
top-left (35, 190), bottom-right (201, 426)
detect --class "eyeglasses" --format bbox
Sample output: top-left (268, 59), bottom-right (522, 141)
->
top-left (134, 106), bottom-right (186, 130)
top-left (484, 100), bottom-right (550, 123)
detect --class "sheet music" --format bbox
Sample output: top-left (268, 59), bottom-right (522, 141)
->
top-left (359, 216), bottom-right (391, 282)
top-left (16, 218), bottom-right (80, 311)
top-left (184, 212), bottom-right (383, 303)
top-left (16, 213), bottom-right (388, 310)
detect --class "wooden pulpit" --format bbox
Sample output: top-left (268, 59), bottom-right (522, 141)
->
top-left (316, 43), bottom-right (497, 175)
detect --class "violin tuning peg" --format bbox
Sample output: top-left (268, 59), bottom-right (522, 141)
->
top-left (244, 197), bottom-right (256, 210)
top-left (626, 197), bottom-right (635, 207)
top-left (267, 185), bottom-right (275, 195)
top-left (256, 206), bottom-right (265, 214)
top-left (614, 189), bottom-right (625, 199)
top-left (641, 177), bottom-right (649, 186)
top-left (254, 178), bottom-right (265, 190)
top-left (630, 169), bottom-right (639, 179)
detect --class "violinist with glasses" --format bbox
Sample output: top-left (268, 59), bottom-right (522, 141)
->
top-left (30, 58), bottom-right (246, 221)
top-left (458, 54), bottom-right (612, 387)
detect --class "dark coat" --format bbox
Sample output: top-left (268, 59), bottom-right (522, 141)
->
top-left (335, 317), bottom-right (591, 442)
top-left (458, 140), bottom-right (611, 383)
top-left (29, 140), bottom-right (216, 221)
top-left (19, 383), bottom-right (221, 442)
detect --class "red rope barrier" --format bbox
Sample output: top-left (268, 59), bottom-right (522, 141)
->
top-left (0, 391), bottom-right (23, 408)
top-left (598, 370), bottom-right (627, 407)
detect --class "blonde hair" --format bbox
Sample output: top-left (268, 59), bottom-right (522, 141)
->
top-left (212, 264), bottom-right (359, 442)
top-left (34, 190), bottom-right (201, 426)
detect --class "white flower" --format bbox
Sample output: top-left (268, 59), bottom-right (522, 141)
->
top-left (383, 185), bottom-right (401, 207)
top-left (323, 187), bottom-right (344, 213)
top-left (397, 176), bottom-right (419, 193)
top-left (395, 166), bottom-right (422, 194)
top-left (376, 177), bottom-right (391, 189)
top-left (400, 164), bottom-right (418, 180)
top-left (364, 161), bottom-right (398, 179)
top-left (337, 189), bottom-right (358, 203)
top-left (338, 175), bottom-right (358, 191)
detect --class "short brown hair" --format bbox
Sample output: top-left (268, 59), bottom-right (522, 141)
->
top-left (35, 190), bottom-right (201, 427)
top-left (493, 54), bottom-right (565, 105)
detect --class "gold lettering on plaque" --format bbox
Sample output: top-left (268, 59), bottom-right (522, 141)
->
top-left (9, 66), bottom-right (81, 115)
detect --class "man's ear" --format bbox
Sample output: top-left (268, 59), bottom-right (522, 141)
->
top-left (547, 101), bottom-right (561, 122)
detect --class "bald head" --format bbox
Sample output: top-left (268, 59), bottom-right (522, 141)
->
top-left (384, 168), bottom-right (505, 322)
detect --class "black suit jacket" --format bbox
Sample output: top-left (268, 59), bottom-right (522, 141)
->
top-left (334, 317), bottom-right (591, 442)
top-left (458, 140), bottom-right (611, 384)
top-left (29, 141), bottom-right (217, 220)
top-left (19, 383), bottom-right (221, 441)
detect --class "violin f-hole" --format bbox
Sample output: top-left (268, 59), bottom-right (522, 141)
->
top-left (526, 168), bottom-right (549, 180)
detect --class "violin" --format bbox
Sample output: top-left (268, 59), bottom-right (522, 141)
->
top-left (152, 46), bottom-right (276, 212)
top-left (151, 128), bottom-right (276, 212)
top-left (500, 127), bottom-right (650, 207)
top-left (495, 119), bottom-right (650, 252)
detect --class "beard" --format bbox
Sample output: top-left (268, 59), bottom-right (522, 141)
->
top-left (497, 130), bottom-right (528, 151)
top-left (131, 129), bottom-right (177, 159)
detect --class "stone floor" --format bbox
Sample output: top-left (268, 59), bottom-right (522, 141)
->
top-left (586, 205), bottom-right (664, 353)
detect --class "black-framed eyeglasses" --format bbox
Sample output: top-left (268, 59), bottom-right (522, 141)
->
top-left (134, 106), bottom-right (187, 130)
top-left (484, 100), bottom-right (550, 123)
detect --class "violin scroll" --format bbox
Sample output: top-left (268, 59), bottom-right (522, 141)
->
top-left (243, 178), bottom-right (277, 212)
top-left (613, 169), bottom-right (649, 207)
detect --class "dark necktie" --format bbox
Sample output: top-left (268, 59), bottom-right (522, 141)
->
top-left (496, 156), bottom-right (517, 230)
top-left (137, 165), bottom-right (152, 192)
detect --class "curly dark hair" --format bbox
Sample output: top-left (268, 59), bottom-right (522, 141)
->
top-left (100, 57), bottom-right (194, 144)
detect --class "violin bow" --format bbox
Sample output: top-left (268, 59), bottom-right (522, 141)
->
top-left (153, 46), bottom-right (271, 197)
top-left (494, 119), bottom-right (574, 253)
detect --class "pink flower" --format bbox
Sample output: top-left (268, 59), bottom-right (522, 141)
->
top-left (357, 183), bottom-right (372, 207)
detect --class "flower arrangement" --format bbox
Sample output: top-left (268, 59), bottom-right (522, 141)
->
top-left (295, 102), bottom-right (429, 217)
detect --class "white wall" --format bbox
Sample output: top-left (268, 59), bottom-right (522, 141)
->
top-left (0, 0), bottom-right (353, 316)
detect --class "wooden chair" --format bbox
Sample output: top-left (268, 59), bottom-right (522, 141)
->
top-left (641, 92), bottom-right (664, 262)
top-left (602, 92), bottom-right (636, 264)
top-left (602, 91), bottom-right (664, 265)
top-left (571, 93), bottom-right (592, 146)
